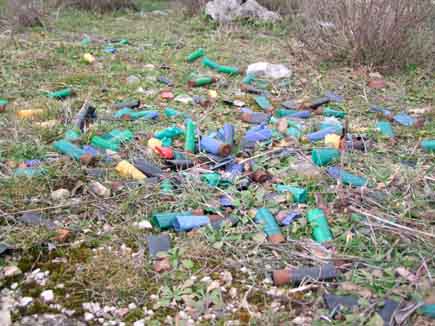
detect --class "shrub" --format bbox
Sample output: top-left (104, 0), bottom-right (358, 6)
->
top-left (3, 0), bottom-right (45, 29)
top-left (297, 0), bottom-right (434, 70)
top-left (56, 0), bottom-right (139, 13)
top-left (175, 0), bottom-right (209, 16)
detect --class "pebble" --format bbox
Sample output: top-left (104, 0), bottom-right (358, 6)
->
top-left (133, 320), bottom-right (145, 326)
top-left (127, 75), bottom-right (140, 84)
top-left (3, 266), bottom-right (22, 278)
top-left (50, 189), bottom-right (70, 201)
top-left (128, 303), bottom-right (137, 310)
top-left (19, 297), bottom-right (33, 307)
top-left (84, 312), bottom-right (94, 321)
top-left (40, 289), bottom-right (54, 303)
top-left (10, 283), bottom-right (18, 290)
top-left (136, 220), bottom-right (152, 229)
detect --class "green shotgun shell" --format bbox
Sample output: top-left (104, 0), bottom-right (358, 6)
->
top-left (376, 121), bottom-right (395, 138)
top-left (91, 136), bottom-right (119, 151)
top-left (187, 48), bottom-right (205, 62)
top-left (64, 129), bottom-right (81, 142)
top-left (307, 208), bottom-right (333, 243)
top-left (202, 57), bottom-right (220, 70)
top-left (188, 76), bottom-right (215, 87)
top-left (322, 107), bottom-right (346, 118)
top-left (255, 208), bottom-right (285, 243)
top-left (311, 148), bottom-right (340, 166)
top-left (184, 119), bottom-right (197, 153)
top-left (255, 95), bottom-right (272, 110)
top-left (421, 139), bottom-right (435, 152)
top-left (160, 179), bottom-right (173, 194)
top-left (274, 185), bottom-right (308, 203)
top-left (53, 139), bottom-right (92, 164)
top-left (419, 304), bottom-right (435, 318)
top-left (151, 211), bottom-right (192, 230)
top-left (217, 65), bottom-right (240, 75)
top-left (242, 73), bottom-right (256, 85)
top-left (47, 88), bottom-right (73, 99)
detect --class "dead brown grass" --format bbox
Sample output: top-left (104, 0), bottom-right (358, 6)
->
top-left (56, 0), bottom-right (139, 13)
top-left (297, 0), bottom-right (435, 70)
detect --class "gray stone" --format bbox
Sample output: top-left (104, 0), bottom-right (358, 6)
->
top-left (17, 314), bottom-right (85, 326)
top-left (246, 62), bottom-right (291, 80)
top-left (206, 0), bottom-right (280, 23)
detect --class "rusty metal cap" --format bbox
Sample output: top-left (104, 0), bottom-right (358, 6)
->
top-left (80, 153), bottom-right (94, 165)
top-left (269, 233), bottom-right (285, 244)
top-left (219, 144), bottom-right (232, 157)
top-left (273, 269), bottom-right (290, 286)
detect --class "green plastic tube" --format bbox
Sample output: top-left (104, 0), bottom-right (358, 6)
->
top-left (274, 185), bottom-right (308, 203)
top-left (151, 211), bottom-right (192, 230)
top-left (118, 39), bottom-right (129, 45)
top-left (328, 167), bottom-right (368, 187)
top-left (287, 127), bottom-right (302, 139)
top-left (323, 107), bottom-right (346, 118)
top-left (14, 168), bottom-right (46, 177)
top-left (201, 173), bottom-right (221, 187)
top-left (0, 98), bottom-right (8, 106)
top-left (255, 208), bottom-right (283, 240)
top-left (47, 88), bottom-right (73, 99)
top-left (217, 65), bottom-right (240, 75)
top-left (164, 107), bottom-right (181, 118)
top-left (312, 148), bottom-right (340, 166)
top-left (108, 129), bottom-right (134, 142)
top-left (202, 57), bottom-right (220, 70)
top-left (376, 121), bottom-right (395, 138)
top-left (184, 119), bottom-right (196, 153)
top-left (53, 139), bottom-right (86, 161)
top-left (187, 48), bottom-right (205, 62)
top-left (421, 139), bottom-right (435, 152)
top-left (155, 126), bottom-right (184, 140)
top-left (307, 208), bottom-right (333, 243)
top-left (276, 108), bottom-right (298, 118)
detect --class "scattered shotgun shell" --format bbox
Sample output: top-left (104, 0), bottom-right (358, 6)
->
top-left (311, 148), bottom-right (340, 166)
top-left (200, 136), bottom-right (232, 157)
top-left (112, 99), bottom-right (140, 110)
top-left (133, 159), bottom-right (163, 177)
top-left (240, 84), bottom-right (263, 95)
top-left (188, 76), bottom-right (217, 87)
top-left (14, 167), bottom-right (46, 177)
top-left (166, 159), bottom-right (194, 169)
top-left (320, 106), bottom-right (346, 118)
top-left (160, 90), bottom-right (175, 100)
top-left (151, 211), bottom-right (192, 230)
top-left (53, 139), bottom-right (93, 164)
top-left (255, 208), bottom-right (285, 244)
top-left (155, 126), bottom-right (184, 140)
top-left (154, 146), bottom-right (174, 159)
top-left (393, 112), bottom-right (416, 127)
top-left (368, 79), bottom-right (385, 89)
top-left (0, 98), bottom-right (8, 112)
top-left (240, 109), bottom-right (270, 124)
top-left (202, 57), bottom-right (220, 70)
top-left (148, 138), bottom-right (163, 151)
top-left (327, 166), bottom-right (368, 187)
top-left (218, 123), bottom-right (235, 145)
top-left (115, 160), bottom-right (146, 181)
top-left (72, 103), bottom-right (96, 131)
top-left (274, 185), bottom-right (307, 203)
top-left (324, 134), bottom-right (341, 149)
top-left (160, 179), bottom-right (174, 194)
top-left (419, 304), bottom-right (435, 318)
top-left (47, 88), bottom-right (73, 99)
top-left (305, 126), bottom-right (338, 142)
top-left (217, 65), bottom-right (240, 75)
top-left (276, 211), bottom-right (301, 226)
top-left (184, 119), bottom-right (197, 153)
top-left (376, 120), bottom-right (395, 138)
top-left (187, 48), bottom-right (205, 62)
top-left (83, 53), bottom-right (95, 64)
top-left (17, 109), bottom-right (44, 119)
top-left (242, 73), bottom-right (256, 85)
top-left (273, 263), bottom-right (337, 286)
top-left (157, 76), bottom-right (173, 86)
top-left (421, 139), bottom-right (435, 152)
top-left (255, 95), bottom-right (272, 111)
top-left (173, 215), bottom-right (210, 232)
top-left (64, 129), bottom-right (81, 142)
top-left (304, 97), bottom-right (330, 110)
top-left (307, 208), bottom-right (333, 243)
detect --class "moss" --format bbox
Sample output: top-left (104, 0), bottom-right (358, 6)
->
top-left (124, 308), bottom-right (145, 322)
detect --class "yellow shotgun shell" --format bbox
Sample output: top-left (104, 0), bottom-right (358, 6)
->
top-left (115, 160), bottom-right (146, 181)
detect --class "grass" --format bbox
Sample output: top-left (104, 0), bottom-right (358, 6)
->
top-left (0, 1), bottom-right (434, 325)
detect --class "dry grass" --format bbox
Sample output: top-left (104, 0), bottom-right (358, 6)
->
top-left (2, 0), bottom-right (45, 29)
top-left (56, 0), bottom-right (139, 13)
top-left (175, 0), bottom-right (209, 16)
top-left (297, 0), bottom-right (435, 70)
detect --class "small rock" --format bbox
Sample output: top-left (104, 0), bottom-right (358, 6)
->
top-left (84, 312), bottom-right (94, 321)
top-left (40, 289), bottom-right (54, 303)
top-left (136, 220), bottom-right (152, 229)
top-left (10, 282), bottom-right (18, 290)
top-left (19, 297), bottom-right (33, 307)
top-left (229, 287), bottom-right (238, 298)
top-left (128, 303), bottom-right (137, 310)
top-left (144, 64), bottom-right (155, 70)
top-left (51, 189), bottom-right (70, 201)
top-left (175, 94), bottom-right (193, 104)
top-left (3, 266), bottom-right (22, 278)
top-left (89, 181), bottom-right (111, 197)
top-left (247, 62), bottom-right (291, 80)
top-left (153, 257), bottom-right (171, 273)
top-left (127, 75), bottom-right (140, 85)
top-left (133, 320), bottom-right (145, 326)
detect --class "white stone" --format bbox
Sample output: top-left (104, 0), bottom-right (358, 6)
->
top-left (206, 0), bottom-right (280, 23)
top-left (246, 62), bottom-right (291, 80)
top-left (84, 312), bottom-right (94, 321)
top-left (19, 297), bottom-right (33, 307)
top-left (127, 75), bottom-right (140, 85)
top-left (133, 320), bottom-right (145, 326)
top-left (40, 290), bottom-right (54, 303)
top-left (10, 283), bottom-right (18, 290)
top-left (51, 189), bottom-right (70, 201)
top-left (3, 266), bottom-right (21, 278)
top-left (128, 303), bottom-right (137, 310)
top-left (136, 220), bottom-right (152, 229)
